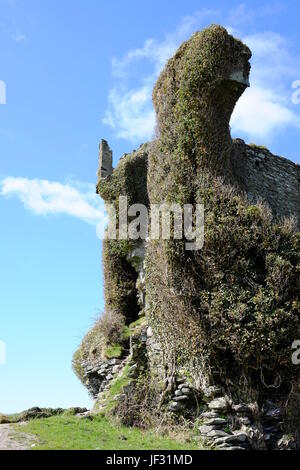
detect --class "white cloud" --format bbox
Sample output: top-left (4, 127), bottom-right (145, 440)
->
top-left (102, 37), bottom-right (176, 142)
top-left (242, 32), bottom-right (297, 85)
top-left (110, 8), bottom-right (219, 78)
top-left (231, 31), bottom-right (300, 141)
top-left (111, 39), bottom-right (174, 79)
top-left (0, 177), bottom-right (107, 227)
top-left (102, 8), bottom-right (220, 142)
top-left (103, 4), bottom-right (300, 145)
top-left (103, 86), bottom-right (155, 141)
top-left (231, 86), bottom-right (300, 140)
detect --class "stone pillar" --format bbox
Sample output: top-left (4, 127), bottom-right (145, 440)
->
top-left (97, 139), bottom-right (113, 179)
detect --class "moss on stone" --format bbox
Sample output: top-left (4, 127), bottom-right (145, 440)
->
top-left (101, 364), bottom-right (131, 413)
top-left (97, 144), bottom-right (149, 208)
top-left (98, 145), bottom-right (150, 336)
top-left (72, 320), bottom-right (107, 384)
top-left (74, 26), bottom-right (300, 443)
top-left (147, 24), bottom-right (300, 398)
top-left (105, 344), bottom-right (123, 359)
top-left (73, 145), bottom-right (150, 378)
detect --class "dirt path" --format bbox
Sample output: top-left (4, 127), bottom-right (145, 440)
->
top-left (0, 424), bottom-right (35, 450)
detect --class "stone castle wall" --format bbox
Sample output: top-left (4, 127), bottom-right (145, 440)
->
top-left (232, 139), bottom-right (300, 225)
top-left (75, 25), bottom-right (300, 451)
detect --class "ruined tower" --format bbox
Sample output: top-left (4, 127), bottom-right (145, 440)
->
top-left (97, 139), bottom-right (113, 180)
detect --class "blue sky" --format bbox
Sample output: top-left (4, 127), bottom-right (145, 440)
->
top-left (0, 0), bottom-right (300, 413)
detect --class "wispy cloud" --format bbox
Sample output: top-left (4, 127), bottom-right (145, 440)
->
top-left (13, 31), bottom-right (26, 42)
top-left (102, 8), bottom-right (219, 142)
top-left (103, 4), bottom-right (300, 145)
top-left (0, 177), bottom-right (107, 228)
top-left (1, 0), bottom-right (28, 42)
top-left (103, 85), bottom-right (155, 141)
top-left (226, 2), bottom-right (285, 27)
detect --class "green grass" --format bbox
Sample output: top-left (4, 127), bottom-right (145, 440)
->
top-left (105, 343), bottom-right (123, 358)
top-left (16, 414), bottom-right (201, 450)
top-left (102, 364), bottom-right (130, 412)
top-left (103, 316), bottom-right (147, 358)
top-left (128, 316), bottom-right (146, 331)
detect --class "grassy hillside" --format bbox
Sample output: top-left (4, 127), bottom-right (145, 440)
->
top-left (15, 414), bottom-right (203, 450)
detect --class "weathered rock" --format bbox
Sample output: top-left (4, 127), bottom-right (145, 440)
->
top-left (206, 430), bottom-right (230, 438)
top-left (238, 416), bottom-right (251, 425)
top-left (173, 395), bottom-right (189, 402)
top-left (232, 432), bottom-right (248, 442)
top-left (178, 383), bottom-right (190, 390)
top-left (146, 326), bottom-right (153, 338)
top-left (199, 425), bottom-right (218, 435)
top-left (263, 402), bottom-right (282, 421)
top-left (205, 418), bottom-right (227, 426)
top-left (232, 404), bottom-right (252, 414)
top-left (176, 377), bottom-right (187, 384)
top-left (112, 365), bottom-right (121, 374)
top-left (208, 397), bottom-right (228, 411)
top-left (201, 411), bottom-right (220, 419)
top-left (221, 446), bottom-right (246, 451)
top-left (97, 139), bottom-right (113, 179)
top-left (181, 387), bottom-right (191, 395)
top-left (214, 432), bottom-right (248, 445)
top-left (203, 386), bottom-right (222, 398)
top-left (108, 358), bottom-right (120, 366)
top-left (169, 401), bottom-right (185, 412)
top-left (277, 435), bottom-right (298, 450)
top-left (245, 424), bottom-right (266, 450)
top-left (217, 442), bottom-right (234, 448)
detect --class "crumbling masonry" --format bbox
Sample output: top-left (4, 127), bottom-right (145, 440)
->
top-left (74, 25), bottom-right (300, 450)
